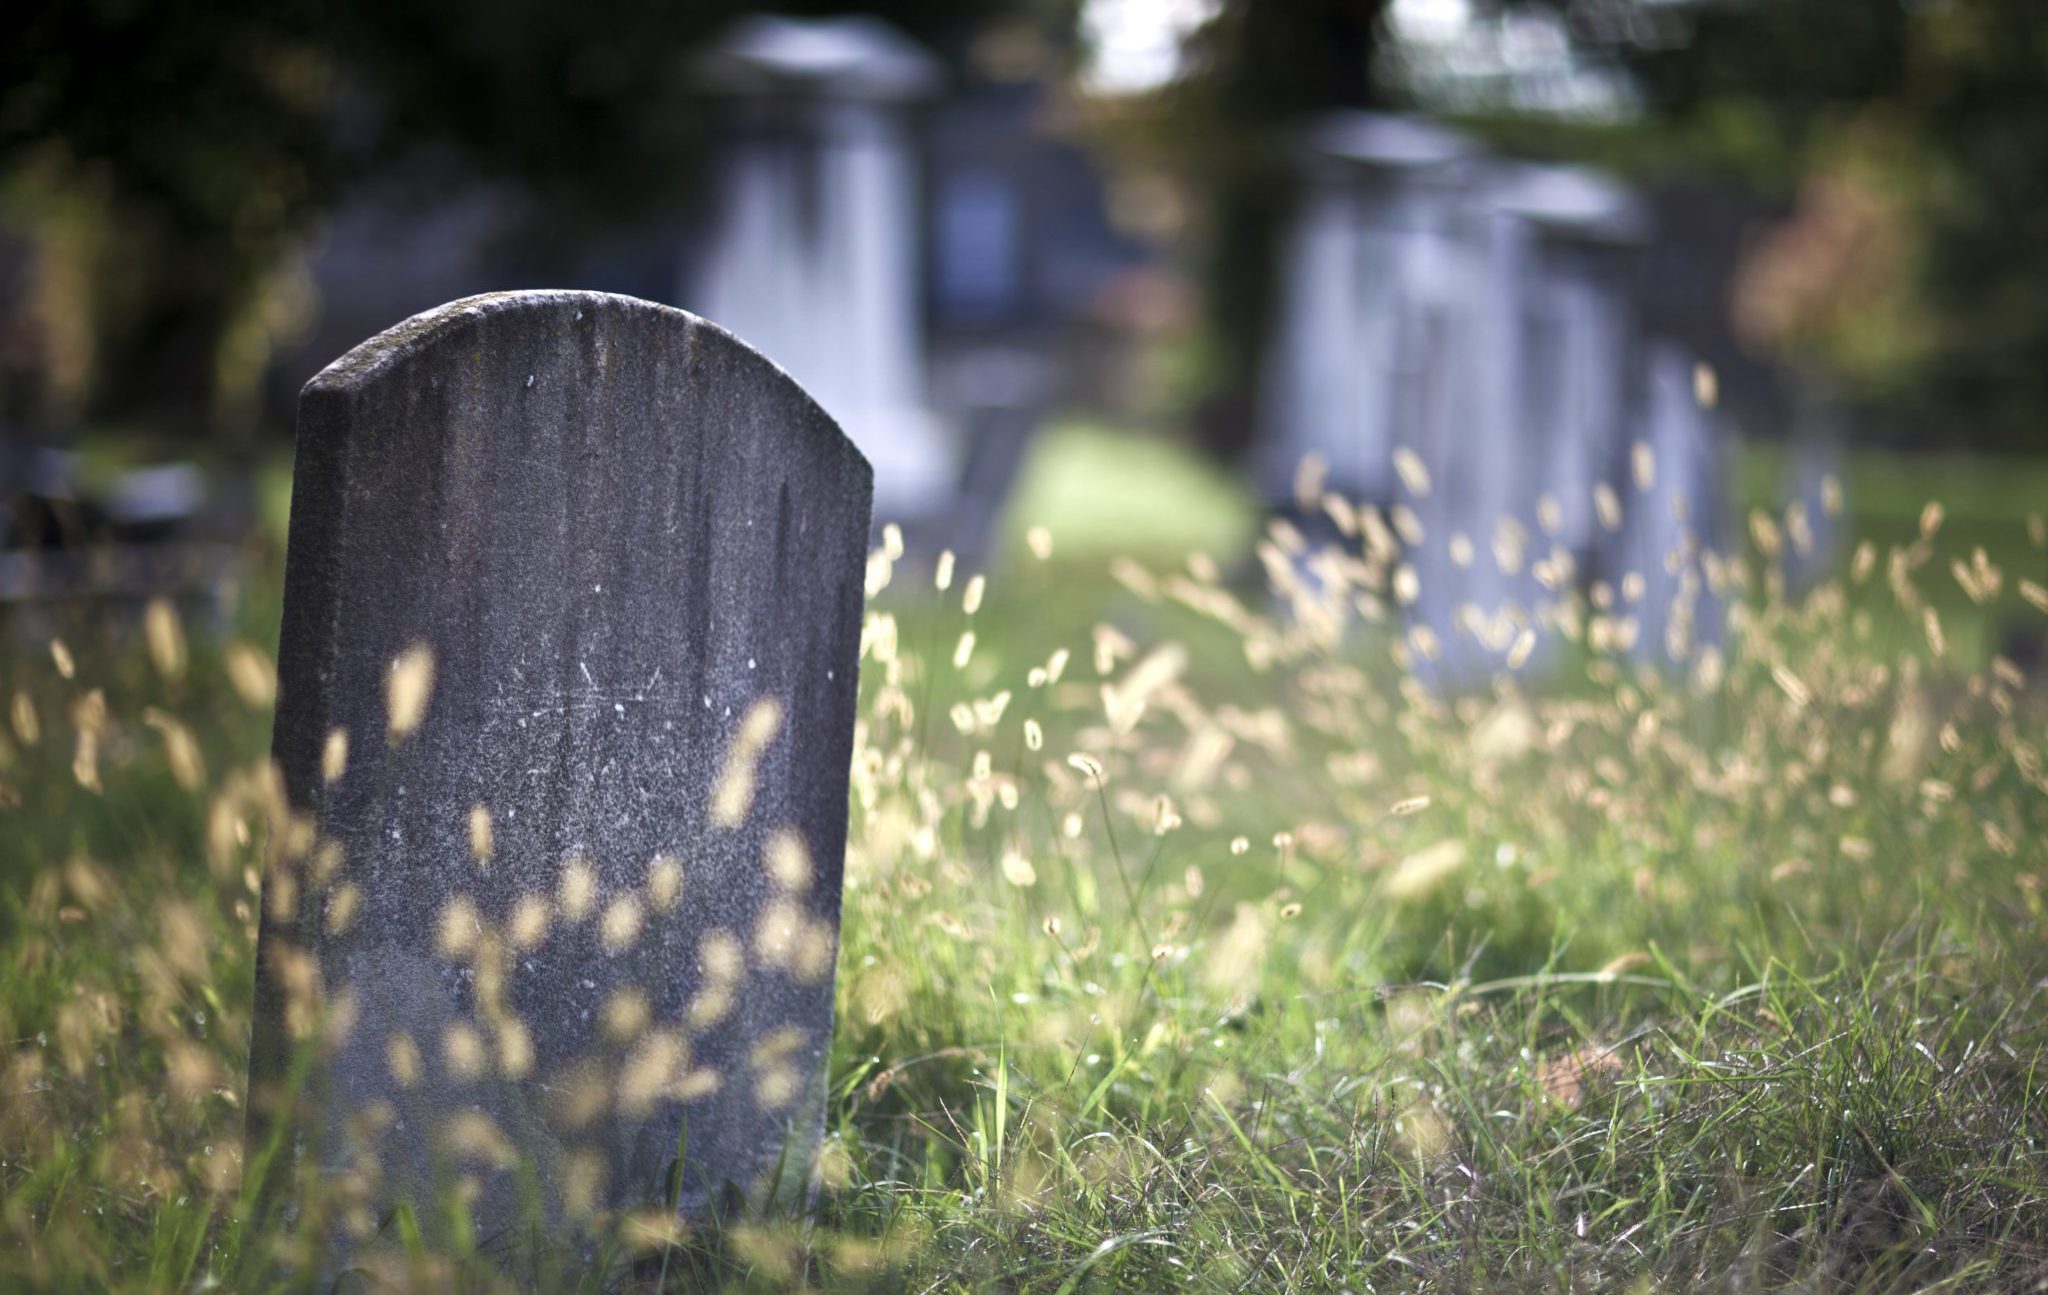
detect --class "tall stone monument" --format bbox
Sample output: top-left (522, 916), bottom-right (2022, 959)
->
top-left (1259, 112), bottom-right (1479, 509)
top-left (1618, 340), bottom-right (1723, 665)
top-left (683, 15), bottom-right (951, 526)
top-left (1426, 162), bottom-right (1647, 675)
top-left (1488, 162), bottom-right (1647, 571)
top-left (247, 291), bottom-right (871, 1259)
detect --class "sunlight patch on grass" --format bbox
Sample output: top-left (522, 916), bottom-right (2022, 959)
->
top-left (999, 419), bottom-right (1259, 559)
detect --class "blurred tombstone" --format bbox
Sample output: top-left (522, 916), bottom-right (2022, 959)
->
top-left (1263, 121), bottom-right (1674, 686)
top-left (103, 463), bottom-right (209, 542)
top-left (1489, 164), bottom-right (1648, 576)
top-left (1404, 167), bottom-right (1532, 682)
top-left (1421, 163), bottom-right (1650, 677)
top-left (1262, 112), bottom-right (1735, 687)
top-left (1260, 112), bottom-right (1479, 512)
top-left (247, 292), bottom-right (871, 1261)
top-left (1, 448), bottom-right (241, 642)
top-left (684, 16), bottom-right (950, 529)
top-left (1613, 341), bottom-right (1723, 666)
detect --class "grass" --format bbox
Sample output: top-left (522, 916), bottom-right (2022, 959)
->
top-left (997, 419), bottom-right (1262, 561)
top-left (2, 429), bottom-right (2047, 1292)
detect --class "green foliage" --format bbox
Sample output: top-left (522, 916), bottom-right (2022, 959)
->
top-left (3, 441), bottom-right (2048, 1288)
top-left (0, 0), bottom-right (1057, 441)
top-left (1561, 0), bottom-right (2048, 448)
top-left (3, 0), bottom-right (341, 437)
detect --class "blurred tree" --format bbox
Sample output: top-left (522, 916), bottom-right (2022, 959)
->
top-left (3, 0), bottom-right (338, 442)
top-left (1162, 0), bottom-right (1393, 459)
top-left (1907, 0), bottom-right (2048, 445)
top-left (1, 0), bottom-right (1060, 447)
top-left (1545, 0), bottom-right (2048, 447)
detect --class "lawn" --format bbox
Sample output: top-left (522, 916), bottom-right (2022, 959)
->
top-left (1, 426), bottom-right (2045, 1291)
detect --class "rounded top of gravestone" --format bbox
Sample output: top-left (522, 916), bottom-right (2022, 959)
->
top-left (1307, 111), bottom-right (1480, 170)
top-left (1487, 162), bottom-right (1649, 244)
top-left (309, 292), bottom-right (821, 428)
top-left (693, 15), bottom-right (942, 101)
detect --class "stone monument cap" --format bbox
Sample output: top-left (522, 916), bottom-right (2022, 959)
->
top-left (1488, 161), bottom-right (1649, 244)
top-left (692, 15), bottom-right (943, 102)
top-left (1307, 110), bottom-right (1481, 171)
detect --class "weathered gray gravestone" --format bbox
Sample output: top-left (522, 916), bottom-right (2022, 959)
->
top-left (247, 291), bottom-right (871, 1257)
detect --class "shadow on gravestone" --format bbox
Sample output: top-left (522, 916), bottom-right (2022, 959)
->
top-left (245, 291), bottom-right (872, 1270)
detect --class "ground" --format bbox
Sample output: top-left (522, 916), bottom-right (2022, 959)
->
top-left (1, 425), bottom-right (2045, 1291)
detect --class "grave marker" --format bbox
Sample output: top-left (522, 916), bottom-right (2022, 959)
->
top-left (1259, 112), bottom-right (1478, 509)
top-left (685, 15), bottom-right (950, 525)
top-left (247, 291), bottom-right (871, 1257)
top-left (1616, 341), bottom-right (1723, 665)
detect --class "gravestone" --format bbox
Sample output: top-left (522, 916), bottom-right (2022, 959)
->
top-left (1444, 162), bottom-right (1647, 675)
top-left (1615, 340), bottom-right (1722, 665)
top-left (1259, 112), bottom-right (1478, 508)
top-left (1407, 175), bottom-right (1515, 679)
top-left (247, 291), bottom-right (872, 1258)
top-left (1488, 163), bottom-right (1646, 573)
top-left (683, 15), bottom-right (950, 526)
top-left (1260, 118), bottom-right (1730, 686)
